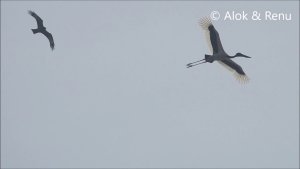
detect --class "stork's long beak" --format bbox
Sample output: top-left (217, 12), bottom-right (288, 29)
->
top-left (242, 54), bottom-right (251, 58)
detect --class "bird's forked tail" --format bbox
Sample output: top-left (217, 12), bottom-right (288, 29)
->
top-left (31, 29), bottom-right (39, 34)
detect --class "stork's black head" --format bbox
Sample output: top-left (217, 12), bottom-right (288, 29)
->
top-left (235, 52), bottom-right (251, 58)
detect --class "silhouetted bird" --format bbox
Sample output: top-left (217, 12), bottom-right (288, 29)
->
top-left (28, 10), bottom-right (55, 50)
top-left (187, 17), bottom-right (250, 83)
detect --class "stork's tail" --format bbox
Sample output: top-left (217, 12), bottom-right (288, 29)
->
top-left (31, 29), bottom-right (39, 34)
top-left (205, 54), bottom-right (214, 63)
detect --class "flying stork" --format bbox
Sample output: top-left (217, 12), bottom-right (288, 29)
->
top-left (187, 17), bottom-right (251, 83)
top-left (28, 10), bottom-right (55, 50)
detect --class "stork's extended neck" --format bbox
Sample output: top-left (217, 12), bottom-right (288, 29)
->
top-left (229, 53), bottom-right (251, 58)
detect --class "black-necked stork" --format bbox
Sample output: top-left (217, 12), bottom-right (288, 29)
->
top-left (28, 10), bottom-right (55, 50)
top-left (187, 17), bottom-right (251, 83)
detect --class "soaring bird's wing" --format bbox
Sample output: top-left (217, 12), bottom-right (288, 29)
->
top-left (199, 17), bottom-right (224, 54)
top-left (28, 10), bottom-right (44, 28)
top-left (218, 59), bottom-right (249, 83)
top-left (41, 30), bottom-right (55, 50)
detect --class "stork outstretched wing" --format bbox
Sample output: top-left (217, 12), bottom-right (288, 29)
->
top-left (41, 30), bottom-right (55, 50)
top-left (199, 17), bottom-right (225, 54)
top-left (28, 10), bottom-right (44, 28)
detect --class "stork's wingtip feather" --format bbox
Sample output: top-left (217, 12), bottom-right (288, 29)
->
top-left (199, 17), bottom-right (212, 30)
top-left (234, 73), bottom-right (250, 84)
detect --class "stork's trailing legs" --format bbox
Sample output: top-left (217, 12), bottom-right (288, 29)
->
top-left (186, 54), bottom-right (213, 68)
top-left (186, 60), bottom-right (206, 68)
top-left (186, 58), bottom-right (206, 68)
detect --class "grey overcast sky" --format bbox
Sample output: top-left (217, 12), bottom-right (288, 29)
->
top-left (1, 1), bottom-right (299, 168)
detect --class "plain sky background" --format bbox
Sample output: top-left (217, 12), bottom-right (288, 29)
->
top-left (1, 1), bottom-right (299, 168)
